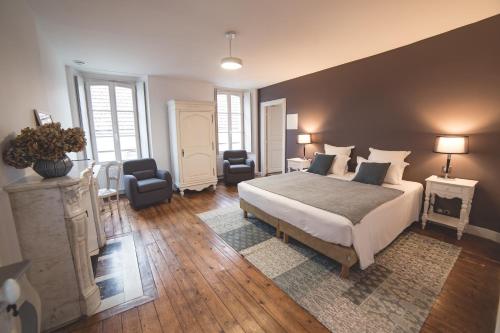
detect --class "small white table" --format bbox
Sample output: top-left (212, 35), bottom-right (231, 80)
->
top-left (421, 175), bottom-right (478, 240)
top-left (287, 158), bottom-right (311, 172)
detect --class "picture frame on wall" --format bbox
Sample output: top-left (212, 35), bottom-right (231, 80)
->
top-left (34, 109), bottom-right (53, 126)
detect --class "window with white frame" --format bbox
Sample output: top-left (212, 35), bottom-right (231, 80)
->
top-left (86, 81), bottom-right (141, 163)
top-left (216, 91), bottom-right (244, 152)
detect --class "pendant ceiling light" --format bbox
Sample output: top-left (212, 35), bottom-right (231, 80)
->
top-left (221, 31), bottom-right (243, 70)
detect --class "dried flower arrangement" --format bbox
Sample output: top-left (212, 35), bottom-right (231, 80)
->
top-left (3, 123), bottom-right (86, 168)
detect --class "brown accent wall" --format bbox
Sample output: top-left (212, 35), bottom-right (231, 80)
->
top-left (258, 15), bottom-right (500, 233)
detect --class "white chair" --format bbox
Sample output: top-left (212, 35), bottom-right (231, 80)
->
top-left (98, 161), bottom-right (122, 219)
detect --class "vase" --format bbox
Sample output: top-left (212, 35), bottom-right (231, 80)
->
top-left (33, 155), bottom-right (74, 178)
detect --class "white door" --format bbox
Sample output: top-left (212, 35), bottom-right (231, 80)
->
top-left (179, 110), bottom-right (216, 183)
top-left (266, 105), bottom-right (284, 174)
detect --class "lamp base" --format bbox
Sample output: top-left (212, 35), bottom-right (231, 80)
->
top-left (438, 165), bottom-right (454, 180)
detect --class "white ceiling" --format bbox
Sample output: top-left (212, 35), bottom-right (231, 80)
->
top-left (28, 0), bottom-right (500, 89)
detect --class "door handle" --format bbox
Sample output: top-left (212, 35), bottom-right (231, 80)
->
top-left (182, 149), bottom-right (185, 157)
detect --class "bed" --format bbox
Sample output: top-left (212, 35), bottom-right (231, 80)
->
top-left (237, 172), bottom-right (423, 277)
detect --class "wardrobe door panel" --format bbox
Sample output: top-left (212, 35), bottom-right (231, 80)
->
top-left (179, 111), bottom-right (215, 183)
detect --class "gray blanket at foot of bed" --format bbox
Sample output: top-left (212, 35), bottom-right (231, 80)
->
top-left (243, 172), bottom-right (403, 225)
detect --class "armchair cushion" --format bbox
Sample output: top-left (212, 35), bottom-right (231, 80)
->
top-left (229, 164), bottom-right (252, 174)
top-left (228, 157), bottom-right (246, 165)
top-left (156, 169), bottom-right (171, 181)
top-left (137, 178), bottom-right (169, 193)
top-left (133, 169), bottom-right (155, 180)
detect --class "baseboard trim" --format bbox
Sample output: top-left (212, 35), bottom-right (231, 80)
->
top-left (465, 224), bottom-right (500, 244)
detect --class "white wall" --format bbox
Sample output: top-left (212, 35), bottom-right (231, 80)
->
top-left (38, 32), bottom-right (72, 127)
top-left (0, 0), bottom-right (71, 266)
top-left (146, 75), bottom-right (215, 171)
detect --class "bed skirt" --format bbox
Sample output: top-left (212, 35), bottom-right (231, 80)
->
top-left (240, 198), bottom-right (358, 278)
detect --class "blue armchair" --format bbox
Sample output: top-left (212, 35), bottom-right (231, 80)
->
top-left (223, 150), bottom-right (255, 185)
top-left (123, 158), bottom-right (172, 209)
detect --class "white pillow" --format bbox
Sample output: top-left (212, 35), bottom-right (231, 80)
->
top-left (366, 148), bottom-right (410, 185)
top-left (368, 148), bottom-right (411, 163)
top-left (330, 155), bottom-right (351, 176)
top-left (324, 144), bottom-right (355, 157)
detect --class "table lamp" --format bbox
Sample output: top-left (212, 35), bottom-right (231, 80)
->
top-left (297, 134), bottom-right (311, 159)
top-left (434, 135), bottom-right (469, 179)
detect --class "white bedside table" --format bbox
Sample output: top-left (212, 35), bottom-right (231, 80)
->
top-left (287, 158), bottom-right (311, 172)
top-left (421, 175), bottom-right (478, 240)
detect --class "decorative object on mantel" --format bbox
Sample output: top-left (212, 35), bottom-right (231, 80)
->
top-left (33, 109), bottom-right (53, 126)
top-left (433, 135), bottom-right (469, 179)
top-left (2, 122), bottom-right (86, 178)
top-left (297, 133), bottom-right (311, 159)
top-left (0, 260), bottom-right (41, 333)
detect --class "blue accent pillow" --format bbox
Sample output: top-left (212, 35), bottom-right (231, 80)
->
top-left (352, 162), bottom-right (390, 185)
top-left (307, 154), bottom-right (335, 175)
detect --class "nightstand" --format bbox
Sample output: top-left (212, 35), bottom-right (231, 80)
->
top-left (286, 158), bottom-right (311, 172)
top-left (421, 175), bottom-right (478, 240)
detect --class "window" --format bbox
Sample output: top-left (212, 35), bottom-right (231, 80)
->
top-left (216, 91), bottom-right (244, 152)
top-left (86, 81), bottom-right (141, 162)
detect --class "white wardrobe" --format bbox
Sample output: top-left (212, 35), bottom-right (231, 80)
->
top-left (168, 100), bottom-right (218, 196)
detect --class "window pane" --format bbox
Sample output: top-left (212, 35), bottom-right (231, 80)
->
top-left (98, 151), bottom-right (116, 162)
top-left (217, 94), bottom-right (229, 135)
top-left (217, 112), bottom-right (228, 132)
top-left (230, 95), bottom-right (241, 114)
top-left (95, 136), bottom-right (115, 152)
top-left (121, 150), bottom-right (137, 160)
top-left (90, 85), bottom-right (111, 111)
top-left (120, 136), bottom-right (137, 150)
top-left (93, 111), bottom-right (113, 136)
top-left (218, 132), bottom-right (228, 152)
top-left (231, 115), bottom-right (241, 133)
top-left (117, 110), bottom-right (137, 158)
top-left (117, 111), bottom-right (136, 136)
top-left (217, 94), bottom-right (228, 112)
top-left (232, 131), bottom-right (241, 150)
top-left (115, 86), bottom-right (134, 111)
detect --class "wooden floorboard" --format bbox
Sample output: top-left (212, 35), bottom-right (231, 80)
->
top-left (58, 183), bottom-right (499, 333)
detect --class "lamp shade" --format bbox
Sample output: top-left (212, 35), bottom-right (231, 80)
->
top-left (220, 57), bottom-right (242, 70)
top-left (434, 135), bottom-right (469, 154)
top-left (297, 134), bottom-right (311, 144)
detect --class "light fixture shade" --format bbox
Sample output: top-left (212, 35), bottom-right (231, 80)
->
top-left (434, 135), bottom-right (469, 154)
top-left (297, 134), bottom-right (311, 144)
top-left (220, 57), bottom-right (242, 70)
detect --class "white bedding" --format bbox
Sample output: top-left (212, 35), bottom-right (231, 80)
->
top-left (238, 172), bottom-right (423, 269)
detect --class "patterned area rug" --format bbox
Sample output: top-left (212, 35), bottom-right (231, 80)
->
top-left (198, 205), bottom-right (461, 333)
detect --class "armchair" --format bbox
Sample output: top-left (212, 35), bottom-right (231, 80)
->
top-left (223, 150), bottom-right (255, 185)
top-left (123, 158), bottom-right (172, 209)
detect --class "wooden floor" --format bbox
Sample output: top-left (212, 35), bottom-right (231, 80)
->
top-left (58, 183), bottom-right (499, 333)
